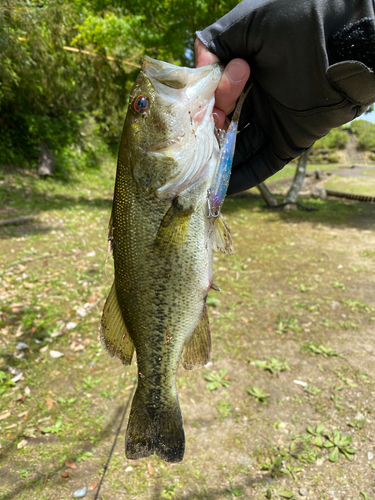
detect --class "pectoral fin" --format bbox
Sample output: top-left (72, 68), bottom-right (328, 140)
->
top-left (209, 214), bottom-right (234, 255)
top-left (183, 302), bottom-right (211, 370)
top-left (100, 281), bottom-right (134, 365)
top-left (154, 201), bottom-right (192, 253)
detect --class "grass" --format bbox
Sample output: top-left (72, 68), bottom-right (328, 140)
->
top-left (1, 160), bottom-right (375, 499)
top-left (322, 174), bottom-right (375, 195)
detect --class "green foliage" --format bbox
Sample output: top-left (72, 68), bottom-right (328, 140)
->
top-left (161, 484), bottom-right (177, 499)
top-left (216, 401), bottom-right (232, 421)
top-left (246, 386), bottom-right (269, 404)
top-left (0, 370), bottom-right (16, 395)
top-left (314, 127), bottom-right (348, 150)
top-left (40, 417), bottom-right (63, 435)
top-left (253, 357), bottom-right (290, 374)
top-left (349, 120), bottom-right (375, 151)
top-left (302, 341), bottom-right (338, 357)
top-left (204, 369), bottom-right (231, 391)
top-left (0, 0), bottom-right (242, 170)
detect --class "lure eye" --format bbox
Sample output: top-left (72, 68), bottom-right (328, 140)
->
top-left (133, 95), bottom-right (149, 113)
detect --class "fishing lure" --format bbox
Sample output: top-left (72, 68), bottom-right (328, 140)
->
top-left (206, 84), bottom-right (252, 219)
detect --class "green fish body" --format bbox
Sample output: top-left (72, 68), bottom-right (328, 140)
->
top-left (101, 57), bottom-right (232, 462)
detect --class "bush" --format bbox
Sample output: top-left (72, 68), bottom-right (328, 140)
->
top-left (357, 130), bottom-right (375, 151)
top-left (314, 128), bottom-right (348, 150)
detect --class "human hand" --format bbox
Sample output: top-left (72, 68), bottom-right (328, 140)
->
top-left (195, 0), bottom-right (375, 195)
top-left (194, 38), bottom-right (250, 130)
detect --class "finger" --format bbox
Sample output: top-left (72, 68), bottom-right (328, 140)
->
top-left (215, 59), bottom-right (251, 120)
top-left (194, 38), bottom-right (220, 68)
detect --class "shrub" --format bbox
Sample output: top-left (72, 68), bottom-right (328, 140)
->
top-left (314, 128), bottom-right (348, 150)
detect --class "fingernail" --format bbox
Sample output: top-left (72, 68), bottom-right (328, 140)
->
top-left (226, 62), bottom-right (248, 84)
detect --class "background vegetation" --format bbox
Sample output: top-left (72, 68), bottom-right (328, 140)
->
top-left (0, 0), bottom-right (241, 173)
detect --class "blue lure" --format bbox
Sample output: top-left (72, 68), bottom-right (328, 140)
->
top-left (206, 84), bottom-right (252, 219)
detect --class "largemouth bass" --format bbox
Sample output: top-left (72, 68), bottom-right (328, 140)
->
top-left (101, 57), bottom-right (242, 463)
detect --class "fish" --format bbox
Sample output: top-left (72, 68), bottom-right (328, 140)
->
top-left (100, 56), bottom-right (246, 463)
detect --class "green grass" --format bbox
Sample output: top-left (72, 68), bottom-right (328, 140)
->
top-left (1, 160), bottom-right (375, 499)
top-left (322, 174), bottom-right (375, 195)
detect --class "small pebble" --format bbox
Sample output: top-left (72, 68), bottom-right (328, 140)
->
top-left (50, 350), bottom-right (64, 358)
top-left (368, 451), bottom-right (374, 460)
top-left (294, 380), bottom-right (308, 387)
top-left (16, 342), bottom-right (28, 350)
top-left (73, 486), bottom-right (87, 498)
top-left (299, 488), bottom-right (308, 496)
top-left (66, 322), bottom-right (77, 330)
top-left (76, 307), bottom-right (88, 318)
top-left (125, 466), bottom-right (133, 472)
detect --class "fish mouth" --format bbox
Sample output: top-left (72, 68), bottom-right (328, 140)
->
top-left (142, 57), bottom-right (223, 197)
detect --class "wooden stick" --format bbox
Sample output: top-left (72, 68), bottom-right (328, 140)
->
top-left (0, 216), bottom-right (35, 226)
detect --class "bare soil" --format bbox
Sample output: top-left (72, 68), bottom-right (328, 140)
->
top-left (0, 165), bottom-right (374, 500)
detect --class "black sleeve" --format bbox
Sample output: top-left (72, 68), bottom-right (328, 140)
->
top-left (197, 0), bottom-right (375, 193)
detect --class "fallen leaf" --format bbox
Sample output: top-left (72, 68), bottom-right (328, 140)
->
top-left (67, 357), bottom-right (75, 361)
top-left (82, 338), bottom-right (91, 346)
top-left (6, 432), bottom-right (13, 439)
top-left (18, 394), bottom-right (27, 404)
top-left (24, 386), bottom-right (31, 395)
top-left (0, 411), bottom-right (10, 421)
top-left (23, 412), bottom-right (29, 421)
top-left (147, 463), bottom-right (155, 475)
top-left (66, 322), bottom-right (77, 330)
top-left (50, 350), bottom-right (64, 358)
top-left (88, 482), bottom-right (99, 491)
top-left (61, 471), bottom-right (69, 478)
top-left (65, 459), bottom-right (77, 469)
top-left (11, 372), bottom-right (23, 383)
top-left (89, 366), bottom-right (94, 373)
top-left (76, 307), bottom-right (88, 318)
top-left (39, 345), bottom-right (48, 353)
top-left (45, 397), bottom-right (56, 410)
top-left (50, 370), bottom-right (61, 376)
top-left (17, 439), bottom-right (28, 449)
top-left (70, 341), bottom-right (85, 352)
top-left (15, 325), bottom-right (23, 338)
top-left (241, 317), bottom-right (249, 323)
top-left (87, 295), bottom-right (98, 303)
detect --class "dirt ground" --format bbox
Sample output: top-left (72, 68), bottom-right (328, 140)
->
top-left (0, 165), bottom-right (374, 500)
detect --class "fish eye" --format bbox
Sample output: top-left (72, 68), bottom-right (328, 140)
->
top-left (133, 95), bottom-right (149, 113)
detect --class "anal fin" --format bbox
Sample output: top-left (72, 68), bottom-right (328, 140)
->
top-left (183, 301), bottom-right (211, 370)
top-left (100, 282), bottom-right (134, 365)
top-left (209, 214), bottom-right (234, 255)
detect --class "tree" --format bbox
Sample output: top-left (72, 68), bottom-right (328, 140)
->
top-left (0, 0), bottom-right (242, 170)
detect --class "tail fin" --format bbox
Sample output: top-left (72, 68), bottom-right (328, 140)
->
top-left (125, 388), bottom-right (185, 463)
